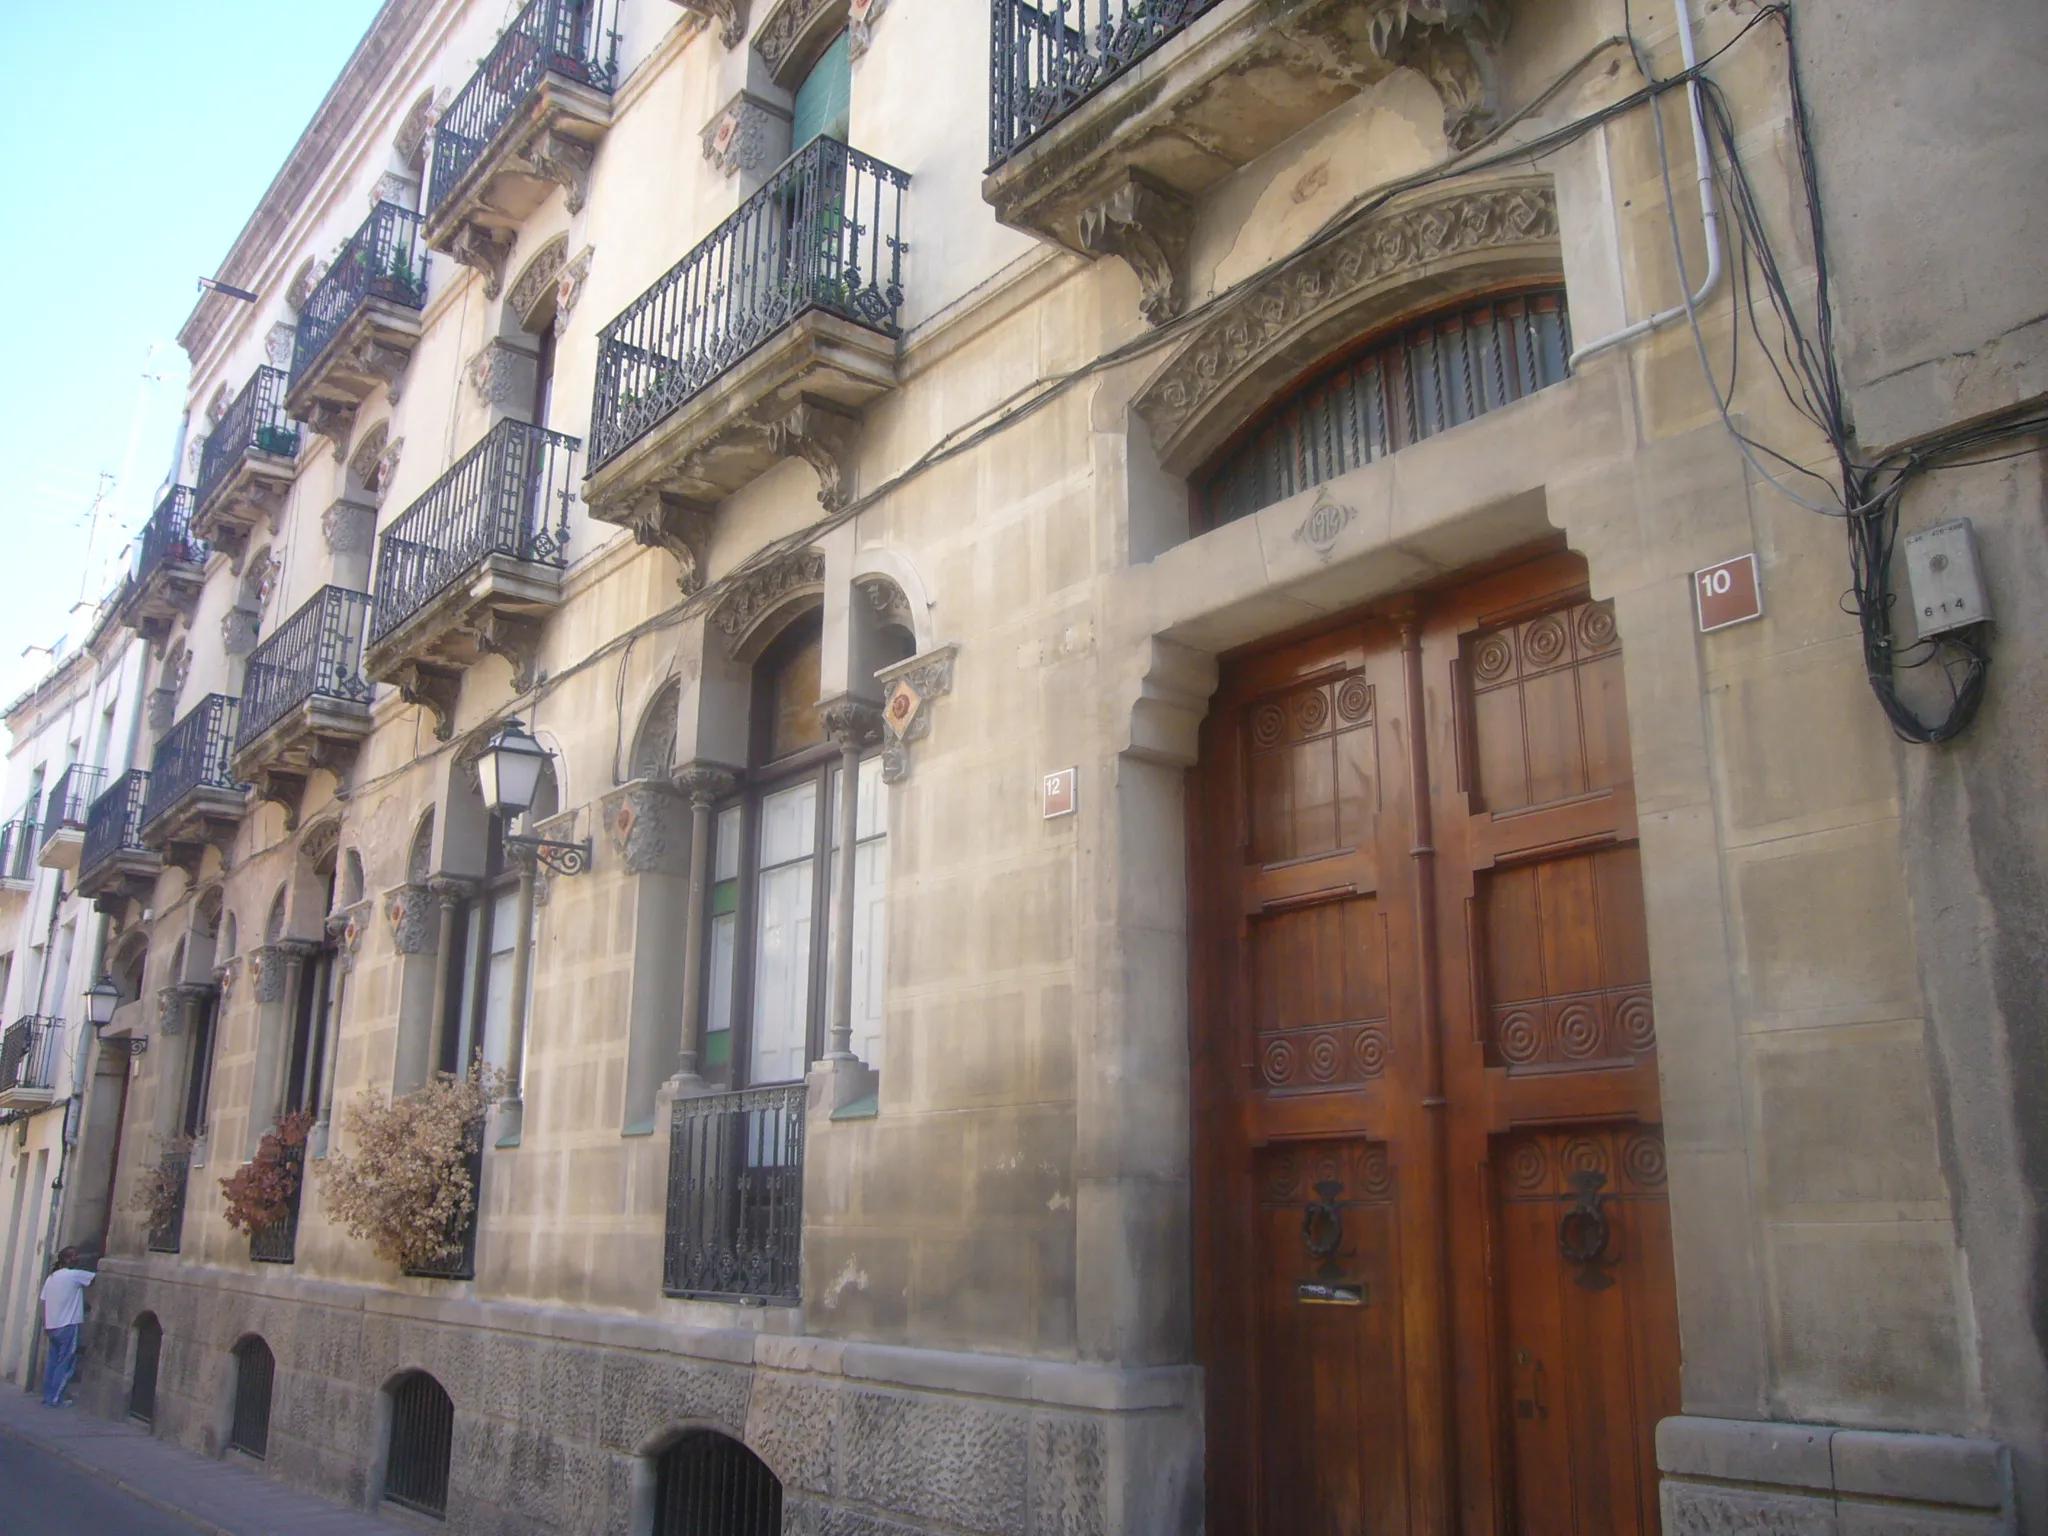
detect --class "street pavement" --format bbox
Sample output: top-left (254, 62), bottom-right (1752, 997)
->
top-left (0, 1384), bottom-right (407, 1536)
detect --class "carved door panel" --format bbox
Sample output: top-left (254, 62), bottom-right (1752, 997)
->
top-left (1192, 551), bottom-right (1682, 1536)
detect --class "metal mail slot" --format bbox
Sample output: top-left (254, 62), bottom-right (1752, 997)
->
top-left (1296, 1281), bottom-right (1367, 1306)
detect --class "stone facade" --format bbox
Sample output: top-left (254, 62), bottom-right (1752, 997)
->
top-left (6, 0), bottom-right (2043, 1532)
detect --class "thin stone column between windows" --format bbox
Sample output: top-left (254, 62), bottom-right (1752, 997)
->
top-left (668, 764), bottom-right (735, 1096)
top-left (820, 701), bottom-right (883, 1111)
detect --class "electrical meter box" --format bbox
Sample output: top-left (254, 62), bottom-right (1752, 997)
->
top-left (1903, 518), bottom-right (1991, 640)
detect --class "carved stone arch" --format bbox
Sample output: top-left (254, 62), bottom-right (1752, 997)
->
top-left (710, 547), bottom-right (827, 660)
top-left (299, 816), bottom-right (343, 874)
top-left (407, 810), bottom-right (436, 885)
top-left (340, 848), bottom-right (366, 907)
top-left (206, 384), bottom-right (232, 423)
top-left (507, 234), bottom-right (570, 333)
top-left (346, 421), bottom-right (395, 504)
top-left (850, 546), bottom-right (936, 653)
top-left (1131, 176), bottom-right (1562, 477)
top-left (264, 886), bottom-right (289, 945)
top-left (395, 91), bottom-right (438, 176)
top-left (285, 257), bottom-right (327, 313)
top-left (630, 679), bottom-right (682, 783)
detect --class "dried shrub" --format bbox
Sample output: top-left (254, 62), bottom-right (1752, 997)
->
top-left (318, 1067), bottom-right (498, 1271)
top-left (219, 1112), bottom-right (314, 1236)
top-left (126, 1135), bottom-right (193, 1233)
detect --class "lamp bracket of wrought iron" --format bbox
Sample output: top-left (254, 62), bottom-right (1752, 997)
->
top-left (505, 834), bottom-right (591, 877)
top-left (106, 1036), bottom-right (149, 1058)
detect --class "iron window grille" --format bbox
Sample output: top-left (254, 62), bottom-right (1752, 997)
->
top-left (402, 1143), bottom-right (483, 1282)
top-left (663, 1085), bottom-right (806, 1304)
top-left (369, 420), bottom-right (580, 647)
top-left (142, 695), bottom-right (244, 830)
top-left (290, 203), bottom-right (431, 396)
top-left (0, 818), bottom-right (36, 884)
top-left (1198, 289), bottom-right (1574, 530)
top-left (133, 486), bottom-right (208, 588)
top-left (652, 1432), bottom-right (785, 1536)
top-left (81, 771), bottom-right (152, 885)
top-left (196, 367), bottom-right (300, 517)
top-left (228, 1337), bottom-right (275, 1458)
top-left (146, 1147), bottom-right (189, 1255)
top-left (427, 0), bottom-right (622, 218)
top-left (590, 135), bottom-right (910, 470)
top-left (237, 586), bottom-right (376, 749)
top-left (249, 1143), bottom-right (304, 1265)
top-left (39, 763), bottom-right (104, 851)
top-left (988, 0), bottom-right (1222, 165)
top-left (0, 1018), bottom-right (60, 1094)
top-left (385, 1372), bottom-right (455, 1518)
top-left (128, 1315), bottom-right (162, 1425)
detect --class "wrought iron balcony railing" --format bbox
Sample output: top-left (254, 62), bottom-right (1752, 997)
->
top-left (250, 1143), bottom-right (304, 1265)
top-left (238, 587), bottom-right (375, 749)
top-left (81, 771), bottom-right (152, 881)
top-left (143, 695), bottom-right (243, 830)
top-left (988, 0), bottom-right (1221, 164)
top-left (663, 1084), bottom-right (807, 1304)
top-left (0, 818), bottom-right (36, 884)
top-left (0, 1017), bottom-right (60, 1096)
top-left (591, 137), bottom-right (910, 471)
top-left (40, 763), bottom-right (104, 851)
top-left (134, 486), bottom-right (208, 587)
top-left (147, 1149), bottom-right (190, 1254)
top-left (290, 203), bottom-right (430, 396)
top-left (196, 367), bottom-right (300, 516)
top-left (427, 0), bottom-right (622, 218)
top-left (369, 420), bottom-right (578, 647)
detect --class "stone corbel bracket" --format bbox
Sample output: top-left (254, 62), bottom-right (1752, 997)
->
top-left (875, 642), bottom-right (958, 783)
top-left (393, 662), bottom-right (462, 741)
top-left (668, 0), bottom-right (749, 48)
top-left (249, 767), bottom-right (310, 834)
top-left (449, 222), bottom-right (514, 299)
top-left (614, 491), bottom-right (714, 595)
top-left (470, 612), bottom-right (545, 692)
top-left (522, 128), bottom-right (595, 214)
top-left (1363, 0), bottom-right (1511, 150)
top-left (1078, 171), bottom-right (1194, 328)
top-left (765, 397), bottom-right (862, 511)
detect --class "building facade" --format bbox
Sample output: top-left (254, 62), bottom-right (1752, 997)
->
top-left (24, 0), bottom-right (2045, 1531)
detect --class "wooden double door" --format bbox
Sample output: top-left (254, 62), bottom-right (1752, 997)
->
top-left (1190, 552), bottom-right (1681, 1535)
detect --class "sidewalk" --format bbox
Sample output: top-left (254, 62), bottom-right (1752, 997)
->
top-left (0, 1380), bottom-right (407, 1536)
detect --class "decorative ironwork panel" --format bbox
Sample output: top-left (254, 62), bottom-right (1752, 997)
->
top-left (0, 1018), bottom-right (59, 1094)
top-left (134, 486), bottom-right (207, 588)
top-left (663, 1084), bottom-right (807, 1304)
top-left (1199, 289), bottom-right (1572, 529)
top-left (81, 771), bottom-right (152, 883)
top-left (385, 1372), bottom-right (455, 1517)
top-left (147, 1149), bottom-right (189, 1255)
top-left (197, 367), bottom-right (299, 516)
top-left (428, 0), bottom-right (622, 216)
top-left (290, 203), bottom-right (430, 394)
top-left (402, 1144), bottom-right (483, 1281)
top-left (39, 763), bottom-right (104, 850)
top-left (237, 587), bottom-right (375, 748)
top-left (988, 0), bottom-right (1221, 164)
top-left (590, 136), bottom-right (910, 469)
top-left (249, 1144), bottom-right (303, 1265)
top-left (143, 695), bottom-right (243, 830)
top-left (228, 1336), bottom-right (275, 1457)
top-left (654, 1432), bottom-right (785, 1536)
top-left (369, 420), bottom-right (580, 645)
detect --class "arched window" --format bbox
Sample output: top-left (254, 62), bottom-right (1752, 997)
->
top-left (408, 810), bottom-right (436, 886)
top-left (385, 1371), bottom-right (455, 1518)
top-left (653, 1431), bottom-right (783, 1534)
top-left (1197, 287), bottom-right (1572, 529)
top-left (229, 1336), bottom-right (275, 1458)
top-left (128, 1314), bottom-right (162, 1425)
top-left (631, 681), bottom-right (681, 783)
top-left (701, 608), bottom-right (892, 1083)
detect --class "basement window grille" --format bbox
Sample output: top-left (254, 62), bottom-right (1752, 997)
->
top-left (653, 1431), bottom-right (784, 1536)
top-left (128, 1315), bottom-right (162, 1426)
top-left (228, 1336), bottom-right (275, 1458)
top-left (385, 1371), bottom-right (455, 1518)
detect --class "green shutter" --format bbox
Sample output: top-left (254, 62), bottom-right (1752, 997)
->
top-left (791, 30), bottom-right (852, 148)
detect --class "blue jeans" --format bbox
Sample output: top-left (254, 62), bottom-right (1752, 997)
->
top-left (41, 1323), bottom-right (78, 1406)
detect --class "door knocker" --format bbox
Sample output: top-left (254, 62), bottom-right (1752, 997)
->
top-left (1557, 1169), bottom-right (1617, 1290)
top-left (1302, 1180), bottom-right (1345, 1275)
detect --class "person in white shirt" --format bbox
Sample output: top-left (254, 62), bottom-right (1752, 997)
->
top-left (38, 1247), bottom-right (94, 1408)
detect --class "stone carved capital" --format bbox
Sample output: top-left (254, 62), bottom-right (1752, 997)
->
top-left (555, 247), bottom-right (594, 321)
top-left (250, 945), bottom-right (289, 1004)
top-left (674, 763), bottom-right (738, 811)
top-left (221, 606), bottom-right (261, 659)
top-left (449, 221), bottom-right (512, 299)
top-left (764, 397), bottom-right (861, 511)
top-left (710, 547), bottom-right (827, 643)
top-left (848, 0), bottom-right (888, 59)
top-left (670, 0), bottom-right (749, 47)
top-left (214, 956), bottom-right (241, 1002)
top-left (875, 643), bottom-right (958, 783)
top-left (467, 338), bottom-right (539, 412)
top-left (429, 876), bottom-right (480, 913)
top-left (822, 699), bottom-right (886, 752)
top-left (601, 781), bottom-right (691, 876)
top-left (327, 902), bottom-right (371, 973)
top-left (701, 91), bottom-right (791, 179)
top-left (322, 499), bottom-right (377, 559)
top-left (1078, 170), bottom-right (1194, 328)
top-left (385, 884), bottom-right (436, 955)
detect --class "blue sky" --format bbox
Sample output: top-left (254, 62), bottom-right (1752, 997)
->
top-left (0, 0), bottom-right (386, 704)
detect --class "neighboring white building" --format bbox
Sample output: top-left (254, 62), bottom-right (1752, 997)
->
top-left (0, 593), bottom-right (151, 1388)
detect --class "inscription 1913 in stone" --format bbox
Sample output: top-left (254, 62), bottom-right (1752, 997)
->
top-left (1294, 491), bottom-right (1357, 564)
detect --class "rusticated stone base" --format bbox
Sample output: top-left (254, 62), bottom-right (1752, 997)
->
top-left (1658, 1416), bottom-right (2013, 1535)
top-left (76, 1258), bottom-right (1200, 1536)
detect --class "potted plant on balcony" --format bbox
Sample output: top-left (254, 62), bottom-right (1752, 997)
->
top-left (319, 1064), bottom-right (498, 1272)
top-left (219, 1111), bottom-right (313, 1238)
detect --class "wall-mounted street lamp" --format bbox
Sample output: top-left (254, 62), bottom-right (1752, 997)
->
top-left (476, 719), bottom-right (590, 877)
top-left (83, 975), bottom-right (121, 1032)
